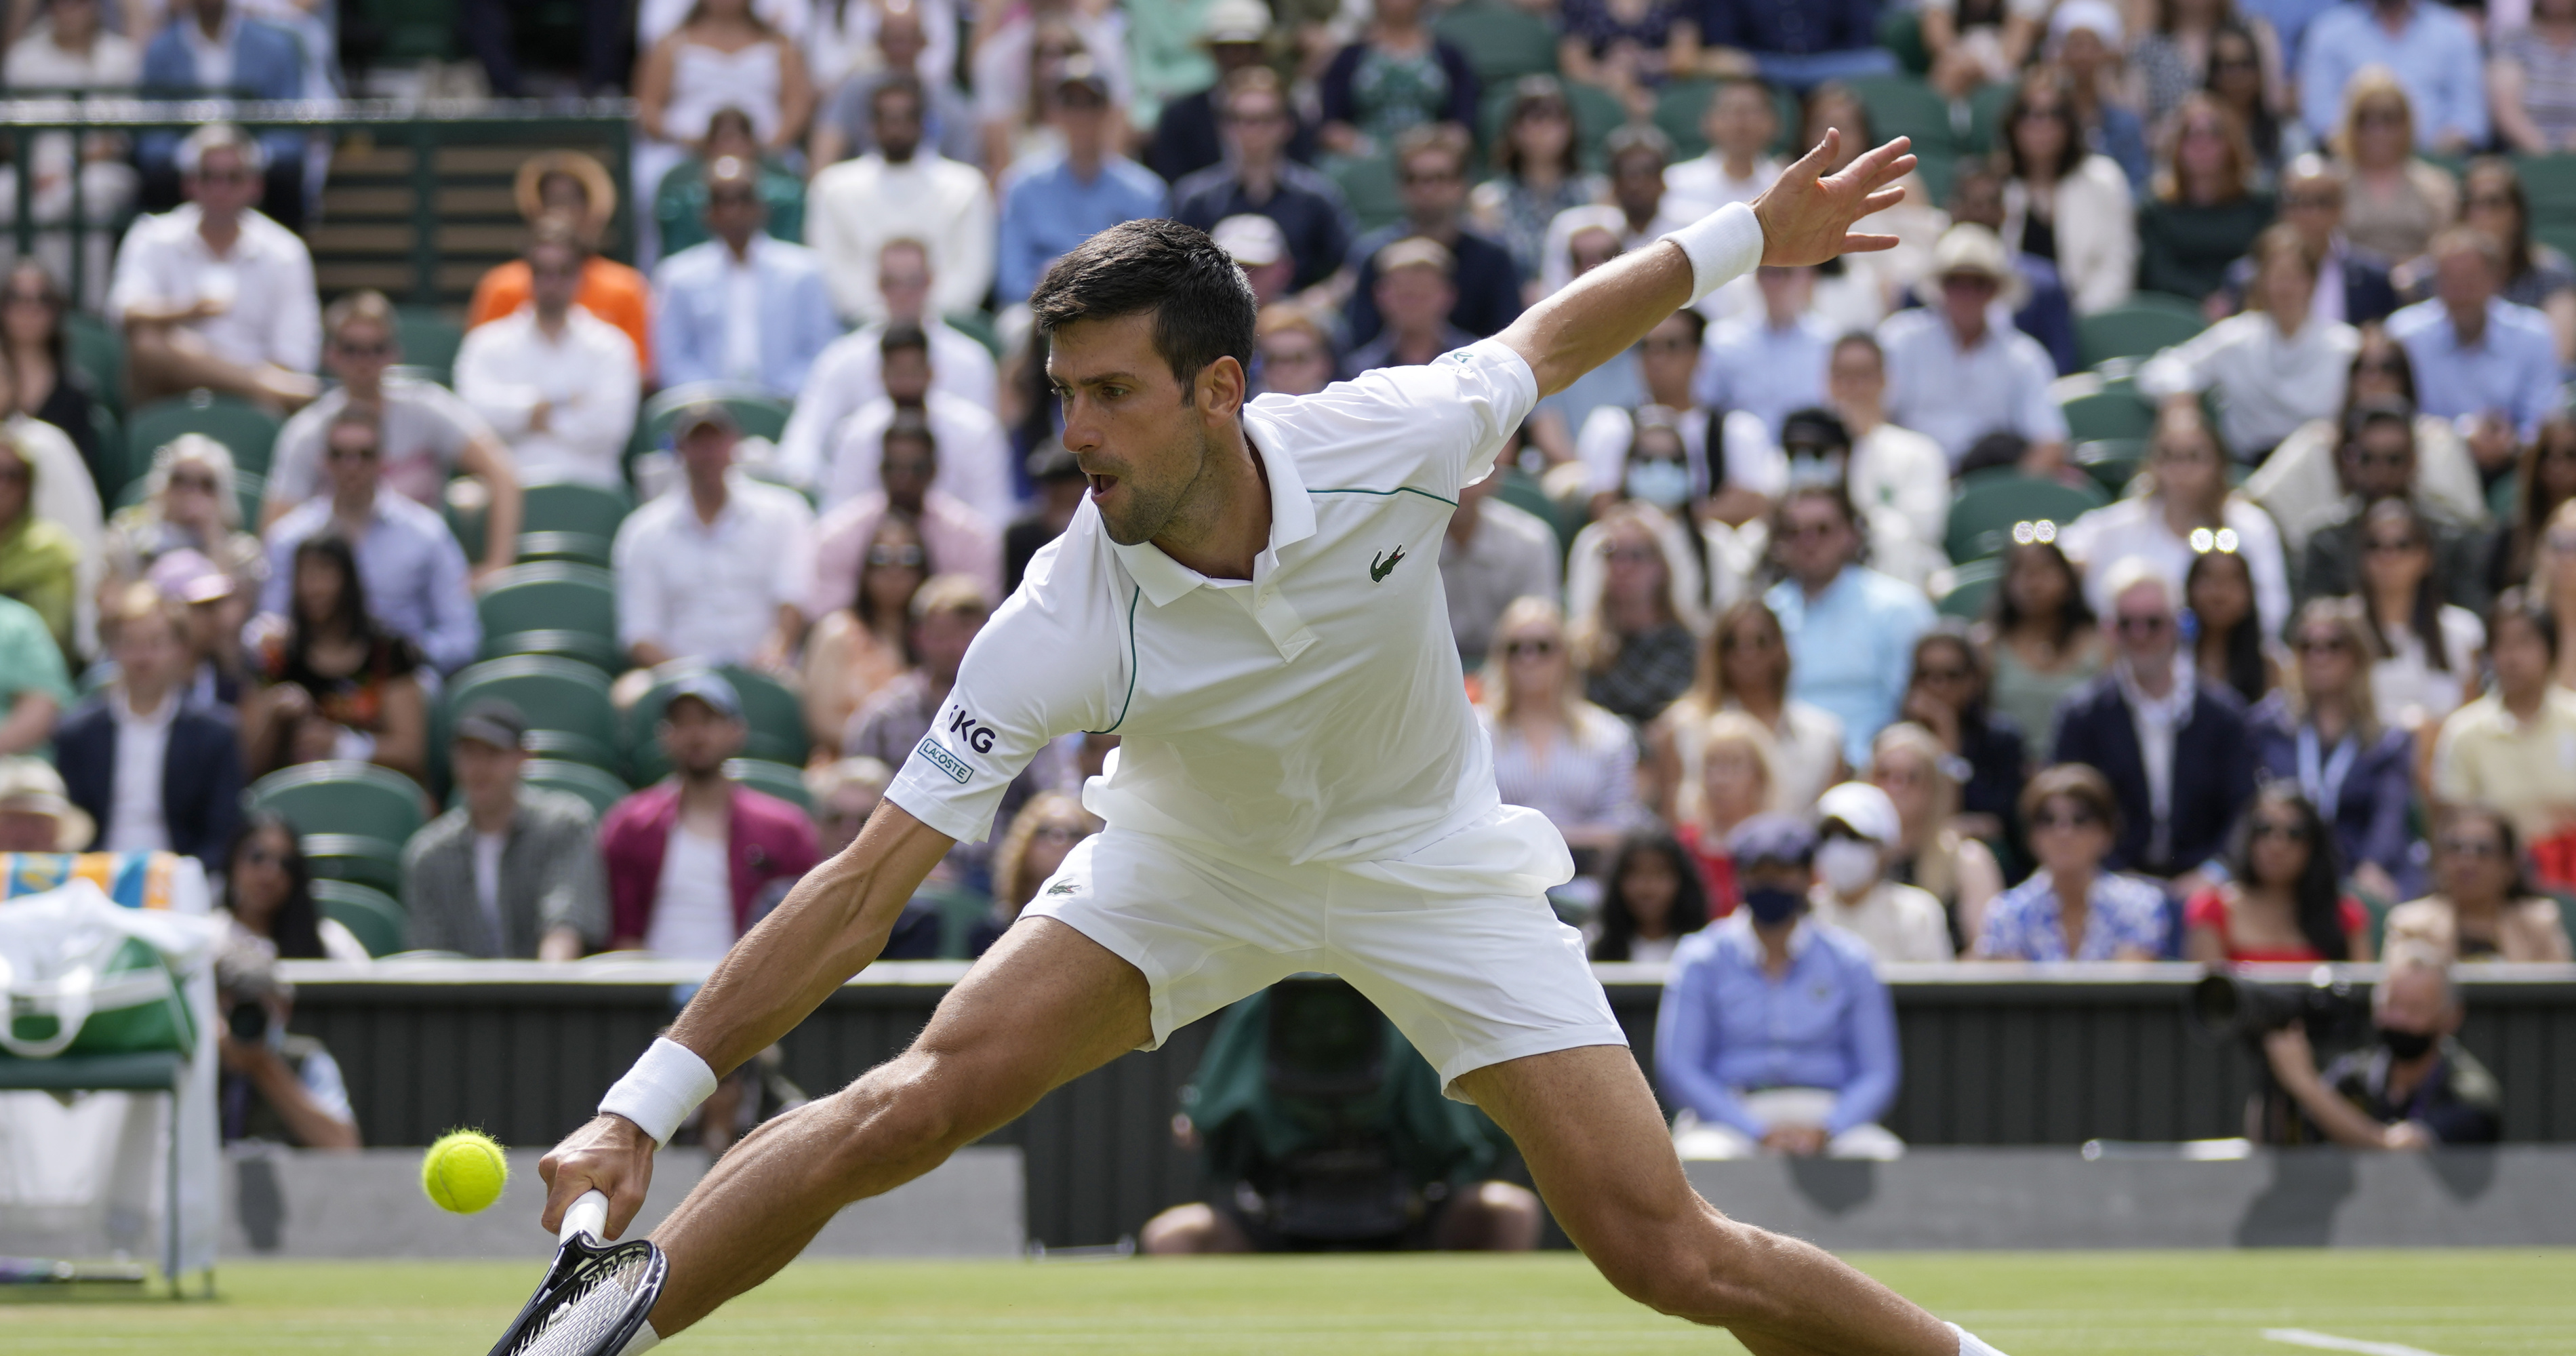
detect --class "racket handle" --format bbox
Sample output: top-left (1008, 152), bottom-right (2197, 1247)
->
top-left (561, 1190), bottom-right (610, 1244)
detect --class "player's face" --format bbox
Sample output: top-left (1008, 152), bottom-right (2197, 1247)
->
top-left (1049, 311), bottom-right (1247, 547)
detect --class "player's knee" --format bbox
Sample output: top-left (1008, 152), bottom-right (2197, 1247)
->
top-left (818, 1058), bottom-right (973, 1171)
top-left (1598, 1215), bottom-right (1799, 1329)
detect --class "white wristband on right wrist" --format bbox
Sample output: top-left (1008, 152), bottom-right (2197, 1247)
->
top-left (599, 1037), bottom-right (719, 1147)
top-left (1659, 201), bottom-right (1767, 306)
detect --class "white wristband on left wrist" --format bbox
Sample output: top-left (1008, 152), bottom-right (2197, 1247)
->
top-left (599, 1037), bottom-right (719, 1148)
top-left (1659, 201), bottom-right (1766, 305)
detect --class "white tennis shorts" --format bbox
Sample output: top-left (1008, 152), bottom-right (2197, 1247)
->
top-left (1020, 804), bottom-right (1628, 1098)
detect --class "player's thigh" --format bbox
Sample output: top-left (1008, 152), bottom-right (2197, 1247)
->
top-left (888, 915), bottom-right (1156, 1136)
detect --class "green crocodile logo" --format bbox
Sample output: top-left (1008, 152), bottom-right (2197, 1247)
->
top-left (1369, 546), bottom-right (1407, 583)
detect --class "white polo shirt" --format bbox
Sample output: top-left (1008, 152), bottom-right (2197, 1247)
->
top-left (886, 340), bottom-right (1536, 867)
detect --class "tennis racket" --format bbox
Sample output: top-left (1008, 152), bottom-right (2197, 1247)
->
top-left (483, 1190), bottom-right (666, 1356)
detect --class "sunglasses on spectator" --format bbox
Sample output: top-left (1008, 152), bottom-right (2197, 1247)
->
top-left (1639, 336), bottom-right (1696, 354)
top-left (1917, 665), bottom-right (1971, 685)
top-left (334, 340), bottom-right (393, 358)
top-left (2209, 53), bottom-right (2259, 70)
top-left (1721, 629), bottom-right (1777, 652)
top-left (708, 190), bottom-right (759, 207)
top-left (1776, 520), bottom-right (1844, 542)
top-left (2439, 836), bottom-right (2503, 858)
top-left (2031, 809), bottom-right (2099, 832)
top-left (2114, 612), bottom-right (2170, 635)
top-left (167, 472), bottom-right (218, 493)
top-left (865, 544), bottom-right (927, 568)
top-left (2295, 634), bottom-right (2350, 656)
top-left (2348, 450), bottom-right (2409, 469)
top-left (1601, 544), bottom-right (1660, 563)
top-left (1399, 170), bottom-right (1462, 186)
top-left (2356, 109), bottom-right (2406, 128)
top-left (1, 289), bottom-right (53, 308)
top-left (2251, 820), bottom-right (2311, 843)
top-left (1502, 638), bottom-right (1558, 659)
top-left (325, 444), bottom-right (380, 462)
top-left (1030, 823), bottom-right (1085, 845)
top-left (2363, 535), bottom-right (2423, 555)
top-left (2466, 193), bottom-right (2516, 211)
top-left (241, 848), bottom-right (287, 868)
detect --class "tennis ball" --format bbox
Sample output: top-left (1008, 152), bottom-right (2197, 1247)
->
top-left (421, 1130), bottom-right (510, 1214)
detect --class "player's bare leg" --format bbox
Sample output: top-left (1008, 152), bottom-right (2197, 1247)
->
top-left (642, 917), bottom-right (1153, 1335)
top-left (1453, 1045), bottom-right (1958, 1356)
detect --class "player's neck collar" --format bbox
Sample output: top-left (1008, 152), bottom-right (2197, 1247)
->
top-left (1110, 422), bottom-right (1314, 606)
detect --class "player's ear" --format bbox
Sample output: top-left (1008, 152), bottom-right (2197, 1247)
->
top-left (1195, 355), bottom-right (1247, 421)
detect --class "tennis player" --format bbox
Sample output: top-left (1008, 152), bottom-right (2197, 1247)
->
top-left (542, 129), bottom-right (2009, 1356)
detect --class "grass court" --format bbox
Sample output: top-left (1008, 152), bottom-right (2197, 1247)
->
top-left (2, 1249), bottom-right (2563, 1354)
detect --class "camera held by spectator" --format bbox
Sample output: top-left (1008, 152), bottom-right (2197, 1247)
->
top-left (2251, 944), bottom-right (2500, 1149)
top-left (213, 932), bottom-right (359, 1149)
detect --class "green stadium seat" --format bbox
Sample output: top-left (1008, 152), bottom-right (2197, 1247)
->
top-left (62, 310), bottom-right (122, 418)
top-left (624, 664), bottom-right (809, 783)
top-left (312, 879), bottom-right (409, 957)
top-left (1943, 473), bottom-right (2108, 563)
top-left (1433, 0), bottom-right (1559, 85)
top-left (392, 306), bottom-right (465, 384)
top-left (1936, 557), bottom-right (2004, 620)
top-left (517, 480), bottom-right (632, 553)
top-left (1653, 79), bottom-right (1716, 159)
top-left (914, 879), bottom-right (996, 959)
top-left (300, 833), bottom-right (406, 898)
top-left (445, 656), bottom-right (621, 772)
top-left (1878, 6), bottom-right (1932, 75)
top-left (2074, 437), bottom-right (2148, 496)
top-left (519, 759), bottom-right (632, 816)
top-left (2516, 153), bottom-right (2576, 260)
top-left (248, 760), bottom-right (430, 846)
top-left (943, 310), bottom-right (1004, 359)
top-left (2061, 388), bottom-right (2156, 441)
top-left (725, 757), bottom-right (811, 811)
top-left (2076, 294), bottom-right (2207, 368)
top-left (1843, 75), bottom-right (1959, 157)
top-left (477, 563), bottom-right (620, 667)
top-left (123, 392), bottom-right (283, 498)
top-left (1959, 81), bottom-right (2017, 157)
top-left (1326, 153), bottom-right (1405, 234)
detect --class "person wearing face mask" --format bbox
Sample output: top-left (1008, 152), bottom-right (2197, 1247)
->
top-left (1576, 311), bottom-right (1783, 536)
top-left (1809, 782), bottom-right (1954, 963)
top-left (1656, 814), bottom-right (1905, 1160)
top-left (2258, 943), bottom-right (2499, 1148)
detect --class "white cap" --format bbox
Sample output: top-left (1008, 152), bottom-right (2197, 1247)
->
top-left (1816, 782), bottom-right (1901, 845)
top-left (2049, 0), bottom-right (2124, 47)
top-left (1212, 213), bottom-right (1287, 268)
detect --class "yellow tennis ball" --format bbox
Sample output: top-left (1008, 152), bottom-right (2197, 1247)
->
top-left (421, 1130), bottom-right (510, 1214)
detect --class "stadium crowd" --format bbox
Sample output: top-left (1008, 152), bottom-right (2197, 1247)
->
top-left (0, 0), bottom-right (2567, 1159)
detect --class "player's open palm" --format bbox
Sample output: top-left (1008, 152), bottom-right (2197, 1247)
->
top-left (1750, 129), bottom-right (1918, 268)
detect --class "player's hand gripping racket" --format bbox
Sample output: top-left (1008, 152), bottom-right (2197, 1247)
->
top-left (484, 1190), bottom-right (666, 1356)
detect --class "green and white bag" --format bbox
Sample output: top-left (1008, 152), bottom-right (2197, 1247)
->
top-left (0, 879), bottom-right (218, 1060)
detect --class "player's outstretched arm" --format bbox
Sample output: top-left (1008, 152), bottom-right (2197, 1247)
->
top-left (1497, 129), bottom-right (1916, 398)
top-left (538, 803), bottom-right (956, 1237)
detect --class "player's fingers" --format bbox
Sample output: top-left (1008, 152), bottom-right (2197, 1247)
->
top-left (1832, 140), bottom-right (1914, 194)
top-left (1838, 232), bottom-right (1903, 254)
top-left (1855, 185), bottom-right (1908, 216)
top-left (540, 1169), bottom-right (592, 1234)
top-left (1785, 126), bottom-right (1838, 181)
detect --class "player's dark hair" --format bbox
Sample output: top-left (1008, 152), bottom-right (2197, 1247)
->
top-left (879, 320), bottom-right (929, 359)
top-left (226, 812), bottom-right (326, 959)
top-left (1029, 218), bottom-right (1257, 395)
top-left (2226, 785), bottom-right (2354, 960)
top-left (1592, 830), bottom-right (1708, 961)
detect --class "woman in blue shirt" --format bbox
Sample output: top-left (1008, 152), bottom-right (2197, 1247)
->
top-left (1975, 763), bottom-right (2173, 959)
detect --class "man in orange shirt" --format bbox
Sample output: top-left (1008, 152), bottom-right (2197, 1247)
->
top-left (466, 153), bottom-right (653, 371)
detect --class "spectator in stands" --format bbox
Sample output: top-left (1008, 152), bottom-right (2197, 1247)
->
top-left (2251, 331), bottom-right (2485, 558)
top-left (243, 535), bottom-right (428, 781)
top-left (218, 812), bottom-right (363, 962)
top-left (1811, 780), bottom-right (1954, 963)
top-left (2491, 0), bottom-right (2576, 155)
top-left (1441, 465), bottom-right (1559, 670)
top-left (1976, 763), bottom-right (2171, 960)
top-left (1765, 484), bottom-right (1933, 768)
top-left (1652, 598), bottom-right (1844, 822)
top-left (2389, 230), bottom-right (2564, 487)
top-left (2333, 74), bottom-right (2461, 269)
top-left (0, 355), bottom-right (100, 591)
top-left (2202, 23), bottom-right (2300, 191)
top-left (1558, 0), bottom-right (1700, 111)
top-left (213, 931), bottom-right (360, 1146)
top-left (0, 756), bottom-right (81, 852)
top-left (1693, 0), bottom-right (1896, 90)
top-left (1144, 0), bottom-right (1306, 184)
top-left (1476, 596), bottom-right (1641, 862)
top-left (1316, 0), bottom-right (1476, 157)
top-left (2053, 559), bottom-right (2257, 885)
top-left (613, 403), bottom-right (816, 673)
top-left (1007, 439), bottom-right (1090, 593)
top-left (0, 592), bottom-right (66, 755)
top-left (810, 75), bottom-right (995, 323)
top-left (653, 107), bottom-right (811, 260)
top-left (1171, 69), bottom-right (1355, 296)
top-left (2356, 498), bottom-right (2484, 734)
top-left (1588, 831), bottom-right (1710, 961)
top-left (973, 790), bottom-right (1100, 956)
top-left (2255, 599), bottom-right (2418, 899)
top-left (264, 292), bottom-right (521, 584)
top-left (259, 410), bottom-right (479, 675)
top-left (820, 323), bottom-right (1014, 524)
top-left (2433, 591), bottom-right (2576, 845)
top-left (2185, 542), bottom-right (2277, 706)
top-left (1578, 315), bottom-right (1779, 538)
top-left (807, 411), bottom-right (1001, 631)
top-left (138, 1), bottom-right (304, 228)
top-left (1996, 75), bottom-right (2137, 319)
top-left (1217, 216), bottom-right (1296, 307)
top-left (2388, 805), bottom-right (2574, 960)
top-left (0, 431), bottom-right (78, 656)
top-left (141, 549), bottom-right (253, 714)
top-left (2489, 416), bottom-right (2576, 598)
top-left (808, 1), bottom-right (979, 169)
top-left (805, 755), bottom-right (890, 856)
top-left (2262, 944), bottom-right (2501, 1146)
top-left (2137, 95), bottom-right (2277, 306)
top-left (1340, 238), bottom-right (1472, 378)
top-left (1825, 334), bottom-right (1952, 555)
top-left (1920, 0), bottom-right (2042, 98)
top-left (2188, 784), bottom-right (2372, 962)
top-left (1879, 226), bottom-right (2072, 469)
top-left (2536, 500), bottom-right (2576, 688)
top-left (1, 264), bottom-right (106, 490)
top-left (650, 157), bottom-right (842, 398)
top-left (1607, 125), bottom-right (1695, 252)
top-left (1659, 816), bottom-right (1903, 1160)
top-left (1523, 213), bottom-right (1645, 463)
top-left (1944, 159), bottom-right (2082, 372)
top-left (2142, 226), bottom-right (2359, 462)
top-left (107, 125), bottom-right (318, 411)
top-left (630, 0), bottom-right (815, 266)
top-left (1466, 77), bottom-right (1607, 290)
top-left (1344, 127), bottom-right (1523, 351)
top-left (1898, 624), bottom-right (2024, 837)
top-left (1695, 265), bottom-right (1832, 441)
top-left (1251, 304), bottom-right (1336, 398)
top-left (1674, 711), bottom-right (1777, 911)
top-left (453, 219), bottom-right (643, 490)
top-left (1870, 721), bottom-right (2006, 951)
top-left (2220, 157), bottom-right (2398, 328)
top-left (1572, 502), bottom-right (1702, 726)
top-left (1978, 540), bottom-right (2104, 764)
top-left (104, 437), bottom-right (264, 607)
top-left (1662, 78), bottom-right (1782, 226)
top-left (2061, 407), bottom-right (2291, 640)
top-left (2298, 397), bottom-right (2491, 616)
top-left (0, 14), bottom-right (134, 315)
top-left (2132, 0), bottom-right (2283, 135)
top-left (2456, 159), bottom-right (2576, 370)
top-left (782, 239), bottom-right (1000, 484)
top-left (55, 584), bottom-right (239, 871)
top-left (467, 155), bottom-right (653, 370)
top-left (2298, 1), bottom-right (2486, 155)
top-left (843, 572), bottom-right (992, 763)
top-left (802, 505), bottom-right (927, 749)
top-left (973, 0), bottom-right (1133, 172)
top-left (603, 671), bottom-right (819, 1143)
top-left (401, 700), bottom-right (605, 960)
top-left (996, 62), bottom-right (1165, 308)
top-left (2049, 1), bottom-right (2152, 193)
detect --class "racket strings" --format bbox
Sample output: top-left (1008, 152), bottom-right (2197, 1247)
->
top-left (500, 1248), bottom-right (660, 1356)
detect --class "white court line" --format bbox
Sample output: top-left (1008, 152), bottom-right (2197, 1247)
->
top-left (2261, 1328), bottom-right (2452, 1356)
